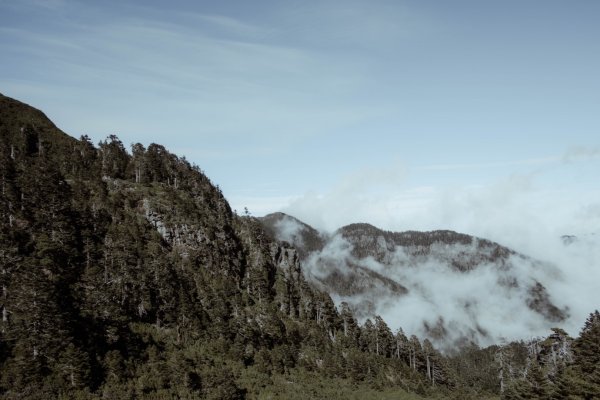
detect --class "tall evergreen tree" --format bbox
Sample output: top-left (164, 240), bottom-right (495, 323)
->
top-left (573, 310), bottom-right (600, 398)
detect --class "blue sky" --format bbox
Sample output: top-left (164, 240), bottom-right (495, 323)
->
top-left (1, 0), bottom-right (599, 243)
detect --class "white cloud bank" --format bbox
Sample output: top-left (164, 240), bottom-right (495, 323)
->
top-left (297, 227), bottom-right (598, 349)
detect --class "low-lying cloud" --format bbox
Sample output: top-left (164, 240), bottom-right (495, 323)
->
top-left (300, 231), bottom-right (575, 349)
top-left (273, 154), bottom-right (600, 347)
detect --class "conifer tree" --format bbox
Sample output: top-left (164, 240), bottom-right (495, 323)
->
top-left (98, 135), bottom-right (128, 179)
top-left (338, 302), bottom-right (359, 347)
top-left (394, 328), bottom-right (409, 361)
top-left (573, 310), bottom-right (600, 398)
top-left (374, 315), bottom-right (393, 357)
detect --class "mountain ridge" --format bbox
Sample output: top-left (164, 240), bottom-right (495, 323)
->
top-left (259, 212), bottom-right (568, 347)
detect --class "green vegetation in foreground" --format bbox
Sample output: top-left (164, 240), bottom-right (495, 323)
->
top-left (245, 372), bottom-right (433, 400)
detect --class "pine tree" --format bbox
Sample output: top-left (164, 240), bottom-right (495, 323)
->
top-left (374, 315), bottom-right (393, 357)
top-left (528, 361), bottom-right (550, 398)
top-left (573, 310), bottom-right (600, 398)
top-left (408, 335), bottom-right (422, 371)
top-left (129, 142), bottom-right (146, 184)
top-left (393, 328), bottom-right (409, 362)
top-left (360, 319), bottom-right (376, 354)
top-left (338, 302), bottom-right (359, 348)
top-left (98, 135), bottom-right (128, 179)
top-left (550, 365), bottom-right (585, 400)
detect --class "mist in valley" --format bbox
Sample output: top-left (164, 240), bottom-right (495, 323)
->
top-left (269, 162), bottom-right (600, 350)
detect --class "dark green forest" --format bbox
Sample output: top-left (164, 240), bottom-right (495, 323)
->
top-left (0, 94), bottom-right (598, 399)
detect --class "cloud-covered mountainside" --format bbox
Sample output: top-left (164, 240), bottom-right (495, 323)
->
top-left (260, 212), bottom-right (570, 349)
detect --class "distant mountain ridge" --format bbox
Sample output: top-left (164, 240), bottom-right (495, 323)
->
top-left (336, 223), bottom-right (515, 271)
top-left (260, 212), bottom-right (568, 346)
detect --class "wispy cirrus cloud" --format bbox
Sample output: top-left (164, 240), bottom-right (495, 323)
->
top-left (562, 146), bottom-right (600, 163)
top-left (0, 5), bottom-right (385, 149)
top-left (416, 156), bottom-right (560, 172)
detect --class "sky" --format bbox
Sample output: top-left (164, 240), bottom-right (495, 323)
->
top-left (1, 0), bottom-right (599, 249)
